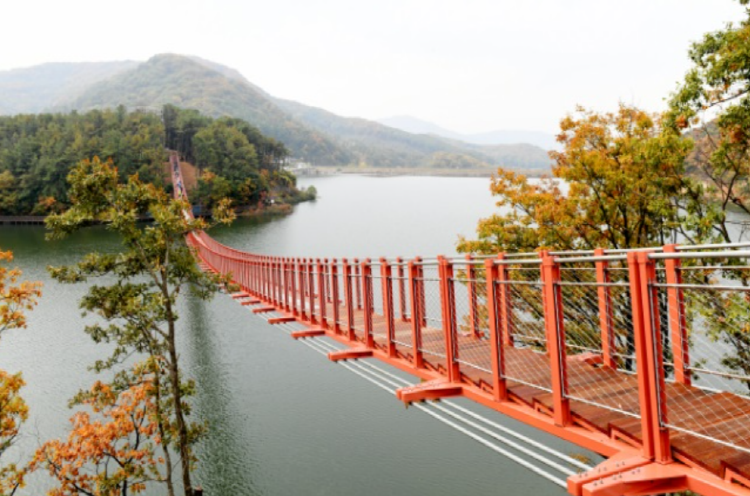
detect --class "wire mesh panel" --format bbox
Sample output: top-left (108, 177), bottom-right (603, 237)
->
top-left (416, 264), bottom-right (446, 370)
top-left (452, 264), bottom-right (493, 387)
top-left (558, 259), bottom-right (642, 420)
top-left (367, 273), bottom-right (389, 347)
top-left (391, 263), bottom-right (413, 354)
top-left (502, 264), bottom-right (552, 392)
top-left (652, 254), bottom-right (750, 457)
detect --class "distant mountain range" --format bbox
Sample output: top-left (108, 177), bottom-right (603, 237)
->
top-left (0, 54), bottom-right (552, 170)
top-left (378, 115), bottom-right (559, 151)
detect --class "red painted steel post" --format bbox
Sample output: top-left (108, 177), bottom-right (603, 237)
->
top-left (269, 257), bottom-right (279, 307)
top-left (440, 258), bottom-right (461, 382)
top-left (466, 254), bottom-right (480, 338)
top-left (497, 253), bottom-right (514, 347)
top-left (361, 259), bottom-right (375, 348)
top-left (380, 258), bottom-right (397, 358)
top-left (342, 259), bottom-right (355, 341)
top-left (298, 259), bottom-right (308, 321)
top-left (663, 245), bottom-right (690, 385)
top-left (417, 258), bottom-right (427, 326)
top-left (408, 259), bottom-right (424, 368)
top-left (331, 259), bottom-right (341, 334)
top-left (325, 259), bottom-right (332, 304)
top-left (282, 258), bottom-right (290, 312)
top-left (354, 259), bottom-right (362, 310)
top-left (541, 252), bottom-right (571, 427)
top-left (307, 259), bottom-right (317, 325)
top-left (290, 259), bottom-right (299, 317)
top-left (635, 251), bottom-right (672, 463)
top-left (396, 257), bottom-right (407, 322)
top-left (317, 259), bottom-right (327, 329)
top-left (485, 258), bottom-right (508, 401)
top-left (595, 248), bottom-right (617, 369)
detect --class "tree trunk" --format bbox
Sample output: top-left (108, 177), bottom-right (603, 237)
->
top-left (165, 298), bottom-right (194, 496)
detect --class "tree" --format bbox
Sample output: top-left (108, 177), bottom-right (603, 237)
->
top-left (458, 105), bottom-right (692, 255)
top-left (32, 361), bottom-right (169, 496)
top-left (45, 157), bottom-right (234, 496)
top-left (0, 250), bottom-right (41, 495)
top-left (665, 0), bottom-right (750, 244)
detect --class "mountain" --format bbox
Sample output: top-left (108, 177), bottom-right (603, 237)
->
top-left (64, 54), bottom-right (353, 165)
top-left (0, 54), bottom-right (552, 170)
top-left (0, 61), bottom-right (139, 115)
top-left (379, 115), bottom-right (559, 151)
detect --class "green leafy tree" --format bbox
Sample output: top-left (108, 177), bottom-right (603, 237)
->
top-left (45, 157), bottom-right (234, 496)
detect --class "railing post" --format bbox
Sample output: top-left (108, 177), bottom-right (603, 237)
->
top-left (497, 253), bottom-right (514, 347)
top-left (298, 259), bottom-right (308, 321)
top-left (396, 257), bottom-right (408, 322)
top-left (485, 258), bottom-right (508, 401)
top-left (290, 259), bottom-right (298, 317)
top-left (663, 245), bottom-right (690, 385)
top-left (439, 257), bottom-right (461, 382)
top-left (417, 258), bottom-right (427, 326)
top-left (541, 252), bottom-right (571, 427)
top-left (465, 254), bottom-right (480, 338)
top-left (595, 248), bottom-right (616, 369)
top-left (361, 259), bottom-right (374, 348)
top-left (271, 258), bottom-right (278, 306)
top-left (380, 258), bottom-right (397, 358)
top-left (409, 259), bottom-right (424, 368)
top-left (307, 259), bottom-right (317, 325)
top-left (633, 251), bottom-right (672, 463)
top-left (317, 259), bottom-right (327, 328)
top-left (331, 259), bottom-right (341, 334)
top-left (342, 259), bottom-right (355, 341)
top-left (353, 259), bottom-right (362, 310)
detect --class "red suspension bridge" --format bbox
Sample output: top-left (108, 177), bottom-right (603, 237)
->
top-left (172, 153), bottom-right (750, 496)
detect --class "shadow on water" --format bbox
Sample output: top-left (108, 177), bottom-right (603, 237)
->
top-left (182, 293), bottom-right (263, 496)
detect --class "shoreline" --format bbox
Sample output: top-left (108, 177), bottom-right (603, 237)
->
top-left (293, 165), bottom-right (549, 178)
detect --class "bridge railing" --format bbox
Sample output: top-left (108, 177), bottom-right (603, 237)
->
top-left (187, 226), bottom-right (750, 464)
top-left (647, 249), bottom-right (750, 458)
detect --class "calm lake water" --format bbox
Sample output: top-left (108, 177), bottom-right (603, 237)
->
top-left (0, 175), bottom-right (588, 495)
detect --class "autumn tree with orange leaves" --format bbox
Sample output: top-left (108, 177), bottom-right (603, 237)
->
top-left (457, 105), bottom-right (694, 255)
top-left (0, 250), bottom-right (41, 495)
top-left (32, 360), bottom-right (172, 496)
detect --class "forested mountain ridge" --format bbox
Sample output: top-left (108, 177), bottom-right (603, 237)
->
top-left (0, 54), bottom-right (551, 170)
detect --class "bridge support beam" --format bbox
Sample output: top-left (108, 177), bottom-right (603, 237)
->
top-left (579, 462), bottom-right (687, 496)
top-left (396, 379), bottom-right (463, 404)
top-left (291, 328), bottom-right (326, 339)
top-left (327, 348), bottom-right (373, 362)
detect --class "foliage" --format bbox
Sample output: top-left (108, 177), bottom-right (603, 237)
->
top-left (0, 250), bottom-right (41, 495)
top-left (46, 157), bottom-right (235, 496)
top-left (665, 0), bottom-right (750, 243)
top-left (0, 107), bottom-right (165, 216)
top-left (458, 105), bottom-right (693, 255)
top-left (32, 361), bottom-right (168, 496)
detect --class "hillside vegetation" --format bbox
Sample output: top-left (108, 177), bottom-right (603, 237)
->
top-left (0, 106), bottom-right (314, 216)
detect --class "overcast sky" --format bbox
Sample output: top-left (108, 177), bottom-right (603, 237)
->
top-left (2, 0), bottom-right (745, 133)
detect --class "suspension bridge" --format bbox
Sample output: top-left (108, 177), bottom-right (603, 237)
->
top-left (172, 153), bottom-right (750, 496)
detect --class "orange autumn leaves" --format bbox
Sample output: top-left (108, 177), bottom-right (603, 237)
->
top-left (0, 250), bottom-right (42, 334)
top-left (32, 364), bottom-right (167, 496)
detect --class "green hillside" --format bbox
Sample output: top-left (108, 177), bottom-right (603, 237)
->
top-left (67, 54), bottom-right (353, 165)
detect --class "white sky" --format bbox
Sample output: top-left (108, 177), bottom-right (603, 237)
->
top-left (2, 0), bottom-right (745, 133)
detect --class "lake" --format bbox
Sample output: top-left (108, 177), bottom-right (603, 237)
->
top-left (0, 174), bottom-right (587, 495)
